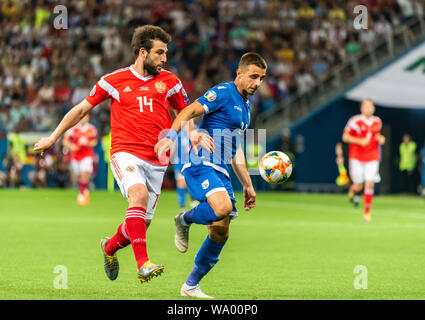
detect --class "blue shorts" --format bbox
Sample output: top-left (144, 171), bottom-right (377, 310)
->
top-left (183, 164), bottom-right (238, 218)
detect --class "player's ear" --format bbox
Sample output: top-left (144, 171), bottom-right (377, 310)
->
top-left (139, 47), bottom-right (148, 59)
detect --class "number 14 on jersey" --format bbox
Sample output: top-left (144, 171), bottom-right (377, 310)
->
top-left (137, 96), bottom-right (153, 112)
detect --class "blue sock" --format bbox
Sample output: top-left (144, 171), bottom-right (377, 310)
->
top-left (176, 187), bottom-right (186, 209)
top-left (183, 201), bottom-right (221, 225)
top-left (186, 235), bottom-right (225, 287)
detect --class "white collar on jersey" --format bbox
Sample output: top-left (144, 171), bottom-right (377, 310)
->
top-left (130, 64), bottom-right (154, 81)
top-left (359, 114), bottom-right (375, 126)
top-left (77, 122), bottom-right (90, 131)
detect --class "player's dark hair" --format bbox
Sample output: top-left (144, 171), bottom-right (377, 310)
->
top-left (238, 52), bottom-right (267, 70)
top-left (131, 25), bottom-right (171, 57)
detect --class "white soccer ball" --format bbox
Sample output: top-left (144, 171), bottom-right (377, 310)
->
top-left (259, 151), bottom-right (293, 184)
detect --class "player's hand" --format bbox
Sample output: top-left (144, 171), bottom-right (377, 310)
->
top-left (243, 186), bottom-right (256, 211)
top-left (69, 143), bottom-right (79, 151)
top-left (360, 133), bottom-right (372, 147)
top-left (376, 134), bottom-right (385, 145)
top-left (189, 131), bottom-right (214, 154)
top-left (34, 136), bottom-right (56, 156)
top-left (154, 138), bottom-right (174, 157)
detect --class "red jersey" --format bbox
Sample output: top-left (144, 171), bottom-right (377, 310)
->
top-left (344, 114), bottom-right (382, 162)
top-left (85, 65), bottom-right (190, 166)
top-left (64, 123), bottom-right (98, 161)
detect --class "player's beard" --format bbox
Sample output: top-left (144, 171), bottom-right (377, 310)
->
top-left (144, 55), bottom-right (162, 76)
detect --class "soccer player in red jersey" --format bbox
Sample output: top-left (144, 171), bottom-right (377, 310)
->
top-left (342, 99), bottom-right (386, 222)
top-left (63, 114), bottom-right (97, 206)
top-left (34, 25), bottom-right (213, 284)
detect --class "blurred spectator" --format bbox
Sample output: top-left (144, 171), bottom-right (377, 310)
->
top-left (296, 66), bottom-right (316, 94)
top-left (375, 15), bottom-right (393, 39)
top-left (29, 153), bottom-right (54, 188)
top-left (3, 147), bottom-right (23, 188)
top-left (0, 0), bottom-right (421, 189)
top-left (345, 34), bottom-right (361, 56)
top-left (398, 0), bottom-right (415, 23)
top-left (399, 133), bottom-right (417, 194)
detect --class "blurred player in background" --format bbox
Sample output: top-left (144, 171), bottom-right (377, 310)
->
top-left (335, 142), bottom-right (349, 187)
top-left (342, 99), bottom-right (385, 222)
top-left (171, 127), bottom-right (199, 213)
top-left (171, 129), bottom-right (191, 213)
top-left (34, 25), bottom-right (212, 285)
top-left (155, 52), bottom-right (266, 298)
top-left (63, 114), bottom-right (98, 206)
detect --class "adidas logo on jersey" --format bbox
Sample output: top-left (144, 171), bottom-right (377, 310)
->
top-left (123, 86), bottom-right (132, 92)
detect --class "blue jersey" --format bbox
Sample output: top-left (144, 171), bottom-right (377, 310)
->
top-left (184, 81), bottom-right (251, 177)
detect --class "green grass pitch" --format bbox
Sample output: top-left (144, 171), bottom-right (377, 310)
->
top-left (0, 189), bottom-right (424, 300)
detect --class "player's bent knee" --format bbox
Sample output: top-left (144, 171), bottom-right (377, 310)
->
top-left (209, 220), bottom-right (230, 244)
top-left (128, 184), bottom-right (149, 207)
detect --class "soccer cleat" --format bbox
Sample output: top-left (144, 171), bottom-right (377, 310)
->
top-left (77, 190), bottom-right (90, 206)
top-left (349, 193), bottom-right (360, 208)
top-left (137, 260), bottom-right (164, 284)
top-left (174, 213), bottom-right (190, 253)
top-left (181, 283), bottom-right (213, 299)
top-left (363, 214), bottom-right (371, 223)
top-left (77, 193), bottom-right (85, 206)
top-left (100, 237), bottom-right (119, 280)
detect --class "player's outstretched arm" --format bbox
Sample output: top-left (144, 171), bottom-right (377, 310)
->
top-left (231, 146), bottom-right (256, 211)
top-left (34, 99), bottom-right (95, 155)
top-left (155, 101), bottom-right (213, 156)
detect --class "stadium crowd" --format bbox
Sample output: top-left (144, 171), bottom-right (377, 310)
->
top-left (0, 0), bottom-right (424, 188)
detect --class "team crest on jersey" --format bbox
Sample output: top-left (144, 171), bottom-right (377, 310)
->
top-left (89, 85), bottom-right (96, 96)
top-left (155, 81), bottom-right (166, 94)
top-left (204, 90), bottom-right (217, 102)
top-left (126, 166), bottom-right (135, 173)
top-left (201, 179), bottom-right (210, 190)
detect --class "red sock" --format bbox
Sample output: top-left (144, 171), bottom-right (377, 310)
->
top-left (125, 207), bottom-right (148, 269)
top-left (364, 187), bottom-right (374, 215)
top-left (79, 181), bottom-right (88, 194)
top-left (105, 222), bottom-right (131, 256)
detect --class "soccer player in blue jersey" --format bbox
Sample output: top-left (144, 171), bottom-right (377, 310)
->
top-left (155, 52), bottom-right (267, 298)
